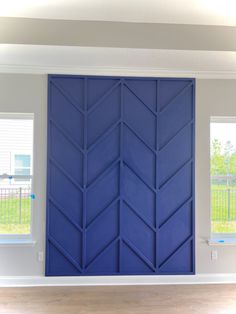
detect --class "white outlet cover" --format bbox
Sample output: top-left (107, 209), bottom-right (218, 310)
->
top-left (211, 250), bottom-right (218, 260)
top-left (38, 251), bottom-right (44, 262)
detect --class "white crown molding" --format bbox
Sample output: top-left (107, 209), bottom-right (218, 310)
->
top-left (1, 64), bottom-right (236, 79)
top-left (1, 274), bottom-right (236, 287)
top-left (1, 45), bottom-right (236, 78)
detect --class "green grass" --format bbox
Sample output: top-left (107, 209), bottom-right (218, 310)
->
top-left (0, 223), bottom-right (30, 234)
top-left (212, 221), bottom-right (236, 233)
top-left (211, 184), bottom-right (236, 233)
top-left (0, 198), bottom-right (31, 234)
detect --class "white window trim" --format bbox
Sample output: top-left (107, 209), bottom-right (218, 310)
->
top-left (208, 238), bottom-right (236, 246)
top-left (210, 116), bottom-right (236, 243)
top-left (0, 112), bottom-right (34, 120)
top-left (211, 116), bottom-right (236, 124)
top-left (0, 113), bottom-right (34, 243)
top-left (0, 234), bottom-right (36, 246)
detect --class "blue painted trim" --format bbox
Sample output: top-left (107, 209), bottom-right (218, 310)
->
top-left (45, 75), bottom-right (52, 276)
top-left (48, 74), bottom-right (194, 81)
top-left (82, 78), bottom-right (88, 271)
top-left (192, 78), bottom-right (196, 275)
top-left (46, 75), bottom-right (195, 276)
top-left (155, 79), bottom-right (160, 271)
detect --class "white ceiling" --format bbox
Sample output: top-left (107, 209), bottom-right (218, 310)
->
top-left (1, 0), bottom-right (236, 26)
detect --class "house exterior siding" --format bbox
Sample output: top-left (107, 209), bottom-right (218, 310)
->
top-left (0, 118), bottom-right (33, 187)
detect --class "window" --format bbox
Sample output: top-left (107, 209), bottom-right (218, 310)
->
top-left (211, 117), bottom-right (236, 236)
top-left (14, 154), bottom-right (31, 181)
top-left (0, 114), bottom-right (34, 238)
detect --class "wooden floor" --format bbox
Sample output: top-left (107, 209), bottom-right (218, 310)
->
top-left (1, 284), bottom-right (236, 314)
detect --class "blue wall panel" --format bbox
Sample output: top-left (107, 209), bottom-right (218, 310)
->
top-left (46, 75), bottom-right (195, 276)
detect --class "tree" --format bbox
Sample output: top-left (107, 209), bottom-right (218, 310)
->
top-left (224, 141), bottom-right (236, 176)
top-left (211, 139), bottom-right (225, 175)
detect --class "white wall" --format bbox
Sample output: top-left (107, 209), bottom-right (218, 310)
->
top-left (0, 74), bottom-right (47, 275)
top-left (0, 74), bottom-right (236, 276)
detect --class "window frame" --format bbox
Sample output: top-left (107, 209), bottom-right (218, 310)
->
top-left (0, 113), bottom-right (34, 243)
top-left (210, 116), bottom-right (236, 240)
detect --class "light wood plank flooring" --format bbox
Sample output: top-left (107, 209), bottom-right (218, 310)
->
top-left (1, 285), bottom-right (236, 314)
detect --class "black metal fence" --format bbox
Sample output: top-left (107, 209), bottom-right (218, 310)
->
top-left (0, 187), bottom-right (31, 224)
top-left (212, 189), bottom-right (236, 221)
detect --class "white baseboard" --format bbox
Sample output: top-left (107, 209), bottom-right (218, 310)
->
top-left (1, 274), bottom-right (236, 287)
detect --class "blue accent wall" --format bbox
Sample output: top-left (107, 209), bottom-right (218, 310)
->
top-left (46, 75), bottom-right (195, 276)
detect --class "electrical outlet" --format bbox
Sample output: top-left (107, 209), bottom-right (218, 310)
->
top-left (38, 251), bottom-right (44, 262)
top-left (211, 250), bottom-right (218, 261)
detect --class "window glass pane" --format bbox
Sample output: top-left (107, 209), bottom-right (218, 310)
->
top-left (15, 155), bottom-right (30, 168)
top-left (0, 116), bottom-right (33, 235)
top-left (211, 120), bottom-right (236, 234)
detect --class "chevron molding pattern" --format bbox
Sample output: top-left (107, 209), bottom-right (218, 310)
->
top-left (46, 75), bottom-right (195, 276)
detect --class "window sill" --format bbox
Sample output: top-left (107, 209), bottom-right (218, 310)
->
top-left (0, 239), bottom-right (36, 247)
top-left (208, 238), bottom-right (236, 246)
